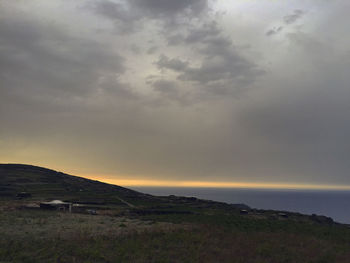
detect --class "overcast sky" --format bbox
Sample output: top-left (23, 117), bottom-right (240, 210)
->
top-left (1, 0), bottom-right (350, 187)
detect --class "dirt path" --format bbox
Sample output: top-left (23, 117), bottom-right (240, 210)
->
top-left (116, 196), bottom-right (136, 208)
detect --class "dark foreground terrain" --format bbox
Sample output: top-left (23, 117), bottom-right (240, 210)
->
top-left (1, 164), bottom-right (350, 263)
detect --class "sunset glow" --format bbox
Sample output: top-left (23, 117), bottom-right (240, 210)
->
top-left (84, 175), bottom-right (350, 190)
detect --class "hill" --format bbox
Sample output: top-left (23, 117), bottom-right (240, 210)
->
top-left (1, 164), bottom-right (350, 263)
top-left (0, 163), bottom-right (149, 205)
top-left (0, 163), bottom-right (246, 210)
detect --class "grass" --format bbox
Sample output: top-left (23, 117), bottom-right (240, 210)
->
top-left (0, 209), bottom-right (176, 240)
top-left (2, 164), bottom-right (350, 262)
top-left (1, 222), bottom-right (350, 263)
top-left (1, 208), bottom-right (350, 262)
top-left (136, 210), bottom-right (350, 244)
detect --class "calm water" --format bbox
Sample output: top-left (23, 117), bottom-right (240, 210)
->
top-left (130, 187), bottom-right (350, 224)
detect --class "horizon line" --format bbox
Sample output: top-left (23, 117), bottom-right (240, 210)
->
top-left (2, 163), bottom-right (349, 191)
top-left (84, 176), bottom-right (350, 191)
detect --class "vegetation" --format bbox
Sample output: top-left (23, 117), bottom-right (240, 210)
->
top-left (1, 164), bottom-right (350, 262)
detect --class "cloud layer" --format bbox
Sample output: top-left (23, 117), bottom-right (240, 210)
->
top-left (1, 0), bottom-right (350, 185)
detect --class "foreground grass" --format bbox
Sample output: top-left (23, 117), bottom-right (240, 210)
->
top-left (136, 211), bottom-right (350, 244)
top-left (0, 209), bottom-right (175, 240)
top-left (1, 226), bottom-right (350, 263)
top-left (1, 209), bottom-right (350, 263)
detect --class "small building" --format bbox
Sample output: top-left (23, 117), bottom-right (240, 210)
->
top-left (40, 200), bottom-right (72, 212)
top-left (278, 213), bottom-right (288, 218)
top-left (240, 209), bottom-right (249, 215)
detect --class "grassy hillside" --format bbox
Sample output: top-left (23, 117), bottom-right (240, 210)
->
top-left (0, 164), bottom-right (147, 204)
top-left (1, 163), bottom-right (350, 262)
top-left (0, 164), bottom-right (246, 209)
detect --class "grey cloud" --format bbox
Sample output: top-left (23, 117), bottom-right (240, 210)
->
top-left (153, 19), bottom-right (263, 96)
top-left (166, 34), bottom-right (185, 46)
top-left (90, 0), bottom-right (129, 21)
top-left (147, 46), bottom-right (158, 54)
top-left (178, 54), bottom-right (259, 86)
top-left (88, 0), bottom-right (139, 33)
top-left (4, 0), bottom-right (350, 186)
top-left (155, 55), bottom-right (189, 72)
top-left (266, 26), bottom-right (283, 36)
top-left (89, 0), bottom-right (208, 33)
top-left (284, 9), bottom-right (305, 24)
top-left (0, 10), bottom-right (131, 114)
top-left (0, 1), bottom-right (264, 182)
top-left (266, 9), bottom-right (305, 37)
top-left (236, 32), bottom-right (350, 183)
top-left (152, 79), bottom-right (177, 91)
top-left (238, 89), bottom-right (350, 183)
top-left (151, 79), bottom-right (184, 102)
top-left (129, 44), bottom-right (142, 54)
top-left (185, 21), bottom-right (221, 44)
top-left (147, 77), bottom-right (191, 105)
top-left (130, 0), bottom-right (208, 16)
top-left (155, 30), bottom-right (262, 94)
top-left (98, 75), bottom-right (138, 99)
top-left (164, 21), bottom-right (221, 46)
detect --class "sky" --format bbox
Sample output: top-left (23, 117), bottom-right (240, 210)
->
top-left (1, 0), bottom-right (350, 189)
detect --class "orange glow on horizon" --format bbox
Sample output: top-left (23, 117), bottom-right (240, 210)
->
top-left (82, 175), bottom-right (350, 190)
top-left (2, 161), bottom-right (349, 190)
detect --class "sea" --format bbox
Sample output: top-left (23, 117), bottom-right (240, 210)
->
top-left (130, 187), bottom-right (350, 224)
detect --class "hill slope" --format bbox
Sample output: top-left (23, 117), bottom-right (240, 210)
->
top-left (2, 164), bottom-right (350, 263)
top-left (0, 164), bottom-right (245, 210)
top-left (0, 164), bottom-right (152, 205)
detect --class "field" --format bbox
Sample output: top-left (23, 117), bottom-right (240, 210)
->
top-left (2, 207), bottom-right (350, 263)
top-left (1, 164), bottom-right (350, 262)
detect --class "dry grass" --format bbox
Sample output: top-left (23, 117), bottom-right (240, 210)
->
top-left (0, 209), bottom-right (182, 240)
top-left (1, 204), bottom-right (350, 262)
